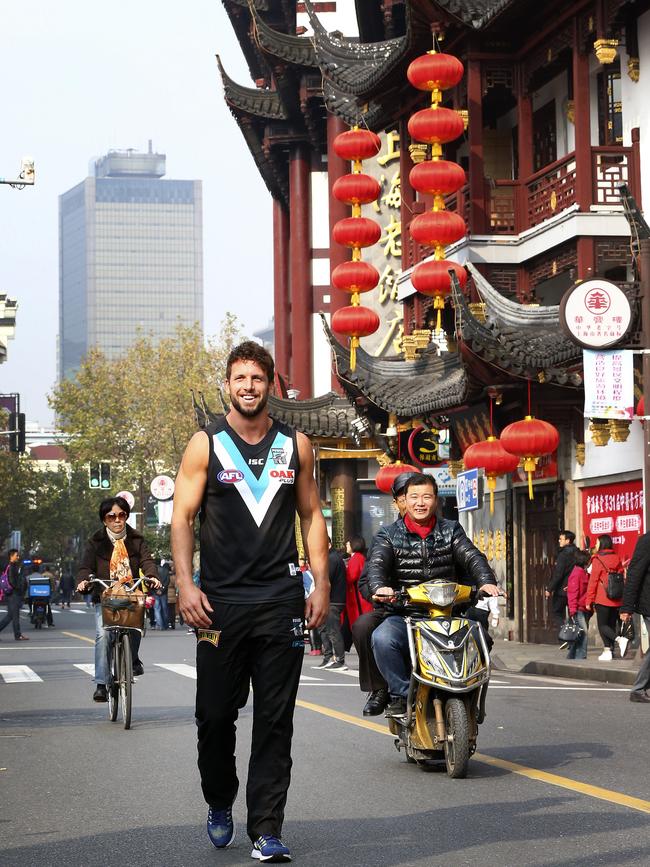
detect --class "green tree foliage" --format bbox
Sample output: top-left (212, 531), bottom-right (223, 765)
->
top-left (49, 318), bottom-right (241, 493)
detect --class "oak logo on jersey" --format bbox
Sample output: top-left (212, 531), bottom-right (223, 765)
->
top-left (197, 629), bottom-right (222, 647)
top-left (270, 468), bottom-right (295, 484)
top-left (218, 469), bottom-right (244, 484)
top-left (271, 447), bottom-right (288, 465)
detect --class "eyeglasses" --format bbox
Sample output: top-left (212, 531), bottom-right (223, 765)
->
top-left (105, 511), bottom-right (127, 522)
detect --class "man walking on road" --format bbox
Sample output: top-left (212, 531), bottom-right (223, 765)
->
top-left (314, 540), bottom-right (347, 671)
top-left (620, 531), bottom-right (650, 703)
top-left (545, 530), bottom-right (577, 629)
top-left (172, 341), bottom-right (329, 863)
top-left (0, 549), bottom-right (28, 641)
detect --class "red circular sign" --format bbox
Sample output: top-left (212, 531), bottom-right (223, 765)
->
top-left (584, 286), bottom-right (611, 315)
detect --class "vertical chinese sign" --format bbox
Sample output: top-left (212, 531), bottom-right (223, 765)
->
top-left (359, 130), bottom-right (403, 357)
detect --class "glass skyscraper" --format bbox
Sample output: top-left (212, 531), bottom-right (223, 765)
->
top-left (58, 145), bottom-right (203, 380)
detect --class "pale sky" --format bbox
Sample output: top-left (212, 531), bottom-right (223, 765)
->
top-left (0, 0), bottom-right (273, 425)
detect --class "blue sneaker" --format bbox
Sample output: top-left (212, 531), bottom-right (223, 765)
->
top-left (207, 806), bottom-right (235, 849)
top-left (251, 835), bottom-right (291, 862)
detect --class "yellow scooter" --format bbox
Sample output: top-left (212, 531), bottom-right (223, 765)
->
top-left (383, 580), bottom-right (491, 778)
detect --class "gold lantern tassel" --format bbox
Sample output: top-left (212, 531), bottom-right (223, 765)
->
top-left (350, 336), bottom-right (360, 371)
top-left (522, 457), bottom-right (537, 500)
top-left (434, 295), bottom-right (445, 331)
top-left (487, 476), bottom-right (496, 515)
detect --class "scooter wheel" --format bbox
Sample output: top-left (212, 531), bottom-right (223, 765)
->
top-left (444, 697), bottom-right (470, 779)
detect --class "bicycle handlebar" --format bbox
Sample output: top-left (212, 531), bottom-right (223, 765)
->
top-left (85, 575), bottom-right (152, 593)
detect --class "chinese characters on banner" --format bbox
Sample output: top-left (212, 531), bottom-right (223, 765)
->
top-left (581, 479), bottom-right (644, 564)
top-left (359, 129), bottom-right (403, 357)
top-left (583, 349), bottom-right (634, 420)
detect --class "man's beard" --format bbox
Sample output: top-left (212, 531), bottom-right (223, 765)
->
top-left (230, 391), bottom-right (269, 418)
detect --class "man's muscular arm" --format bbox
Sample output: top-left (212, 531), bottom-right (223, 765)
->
top-left (295, 433), bottom-right (329, 629)
top-left (171, 431), bottom-right (213, 628)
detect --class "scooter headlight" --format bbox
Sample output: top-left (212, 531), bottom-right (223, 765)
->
top-left (422, 581), bottom-right (458, 607)
top-left (419, 636), bottom-right (449, 677)
top-left (465, 637), bottom-right (480, 674)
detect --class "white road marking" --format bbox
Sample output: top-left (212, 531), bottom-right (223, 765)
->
top-left (298, 683), bottom-right (357, 687)
top-left (155, 663), bottom-right (197, 680)
top-left (74, 664), bottom-right (95, 676)
top-left (0, 646), bottom-right (92, 651)
top-left (491, 685), bottom-right (628, 691)
top-left (298, 675), bottom-right (322, 681)
top-left (0, 665), bottom-right (43, 683)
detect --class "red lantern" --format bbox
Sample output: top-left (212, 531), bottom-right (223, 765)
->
top-left (463, 437), bottom-right (520, 514)
top-left (333, 217), bottom-right (382, 249)
top-left (333, 128), bottom-right (381, 161)
top-left (409, 160), bottom-right (466, 197)
top-left (332, 305), bottom-right (380, 371)
top-left (410, 211), bottom-right (466, 250)
top-left (411, 259), bottom-right (467, 295)
top-left (501, 416), bottom-right (560, 500)
top-left (637, 395), bottom-right (645, 417)
top-left (375, 462), bottom-right (421, 494)
top-left (407, 53), bottom-right (464, 92)
top-left (333, 173), bottom-right (381, 205)
top-left (332, 260), bottom-right (379, 294)
top-left (408, 108), bottom-right (465, 146)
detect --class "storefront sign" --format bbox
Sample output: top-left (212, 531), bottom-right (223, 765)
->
top-left (426, 465), bottom-right (456, 498)
top-left (560, 278), bottom-right (632, 348)
top-left (581, 479), bottom-right (644, 563)
top-left (512, 451), bottom-right (557, 485)
top-left (456, 468), bottom-right (479, 511)
top-left (150, 474), bottom-right (175, 500)
top-left (408, 425), bottom-right (439, 466)
top-left (583, 349), bottom-right (634, 420)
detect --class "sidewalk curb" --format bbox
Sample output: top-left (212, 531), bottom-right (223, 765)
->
top-left (492, 653), bottom-right (636, 686)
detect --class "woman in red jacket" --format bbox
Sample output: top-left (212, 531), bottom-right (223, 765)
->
top-left (585, 534), bottom-right (624, 662)
top-left (345, 536), bottom-right (372, 629)
top-left (566, 549), bottom-right (591, 659)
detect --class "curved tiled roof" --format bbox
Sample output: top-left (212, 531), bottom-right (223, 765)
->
top-left (303, 0), bottom-right (412, 97)
top-left (217, 55), bottom-right (289, 120)
top-left (322, 315), bottom-right (470, 416)
top-left (250, 6), bottom-right (318, 67)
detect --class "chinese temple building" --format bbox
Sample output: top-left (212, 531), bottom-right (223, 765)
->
top-left (218, 0), bottom-right (648, 642)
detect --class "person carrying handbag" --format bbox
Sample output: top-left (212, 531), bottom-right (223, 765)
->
top-left (585, 534), bottom-right (624, 662)
top-left (565, 549), bottom-right (592, 659)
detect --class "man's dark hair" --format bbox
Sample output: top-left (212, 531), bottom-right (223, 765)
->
top-left (98, 497), bottom-right (131, 522)
top-left (348, 535), bottom-right (366, 554)
top-left (403, 473), bottom-right (438, 497)
top-left (560, 530), bottom-right (576, 544)
top-left (598, 533), bottom-right (614, 550)
top-left (8, 548), bottom-right (18, 557)
top-left (226, 341), bottom-right (275, 382)
top-left (574, 549), bottom-right (590, 568)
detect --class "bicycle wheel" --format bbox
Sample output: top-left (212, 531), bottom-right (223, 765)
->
top-left (107, 635), bottom-right (119, 722)
top-left (119, 632), bottom-right (133, 730)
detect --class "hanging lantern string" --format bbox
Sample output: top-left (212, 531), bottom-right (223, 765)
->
top-left (490, 395), bottom-right (494, 437)
top-left (527, 379), bottom-right (532, 417)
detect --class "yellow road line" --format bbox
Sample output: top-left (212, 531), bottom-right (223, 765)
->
top-left (295, 698), bottom-right (650, 815)
top-left (61, 631), bottom-right (94, 645)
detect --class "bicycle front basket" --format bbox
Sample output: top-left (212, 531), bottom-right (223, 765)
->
top-left (101, 592), bottom-right (146, 629)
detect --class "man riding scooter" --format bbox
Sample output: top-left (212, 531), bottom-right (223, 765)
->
top-left (367, 473), bottom-right (501, 718)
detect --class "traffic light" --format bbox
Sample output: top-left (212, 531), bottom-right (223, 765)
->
top-left (100, 462), bottom-right (111, 490)
top-left (8, 412), bottom-right (26, 453)
top-left (89, 463), bottom-right (100, 489)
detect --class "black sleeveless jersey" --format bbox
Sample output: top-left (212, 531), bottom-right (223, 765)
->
top-left (199, 416), bottom-right (303, 604)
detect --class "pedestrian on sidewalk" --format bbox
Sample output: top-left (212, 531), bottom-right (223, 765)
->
top-left (154, 560), bottom-right (171, 630)
top-left (314, 539), bottom-right (348, 671)
top-left (171, 341), bottom-right (329, 862)
top-left (620, 531), bottom-right (650, 703)
top-left (0, 549), bottom-right (28, 641)
top-left (59, 570), bottom-right (74, 608)
top-left (585, 534), bottom-right (623, 662)
top-left (545, 530), bottom-right (577, 630)
top-left (566, 549), bottom-right (592, 660)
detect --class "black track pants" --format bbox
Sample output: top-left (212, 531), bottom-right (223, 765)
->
top-left (195, 599), bottom-right (304, 842)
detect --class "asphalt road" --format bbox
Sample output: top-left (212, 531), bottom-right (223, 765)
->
top-left (2, 604), bottom-right (650, 867)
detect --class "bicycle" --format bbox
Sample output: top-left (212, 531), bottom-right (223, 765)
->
top-left (87, 575), bottom-right (150, 730)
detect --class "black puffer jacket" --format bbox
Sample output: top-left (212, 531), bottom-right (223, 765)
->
top-left (622, 531), bottom-right (650, 617)
top-left (365, 516), bottom-right (496, 597)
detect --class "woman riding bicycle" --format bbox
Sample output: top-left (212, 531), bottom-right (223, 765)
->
top-left (76, 497), bottom-right (161, 703)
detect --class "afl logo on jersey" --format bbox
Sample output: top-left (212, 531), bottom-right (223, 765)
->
top-left (218, 469), bottom-right (244, 484)
top-left (270, 469), bottom-right (295, 484)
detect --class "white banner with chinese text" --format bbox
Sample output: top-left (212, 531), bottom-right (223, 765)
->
top-left (583, 349), bottom-right (634, 420)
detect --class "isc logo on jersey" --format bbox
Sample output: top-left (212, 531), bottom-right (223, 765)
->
top-left (270, 469), bottom-right (295, 484)
top-left (218, 469), bottom-right (245, 484)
